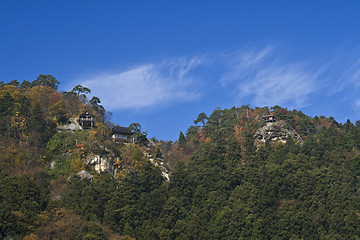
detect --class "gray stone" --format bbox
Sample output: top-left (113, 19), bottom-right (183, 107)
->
top-left (254, 121), bottom-right (303, 147)
top-left (85, 155), bottom-right (114, 173)
top-left (76, 170), bottom-right (94, 181)
top-left (57, 122), bottom-right (82, 132)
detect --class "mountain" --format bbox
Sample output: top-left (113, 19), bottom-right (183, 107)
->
top-left (1, 77), bottom-right (360, 239)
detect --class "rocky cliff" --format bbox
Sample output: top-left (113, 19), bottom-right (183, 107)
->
top-left (254, 120), bottom-right (303, 147)
top-left (83, 141), bottom-right (170, 182)
top-left (85, 154), bottom-right (120, 176)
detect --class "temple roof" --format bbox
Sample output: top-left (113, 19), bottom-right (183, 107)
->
top-left (79, 111), bottom-right (94, 118)
top-left (112, 126), bottom-right (132, 135)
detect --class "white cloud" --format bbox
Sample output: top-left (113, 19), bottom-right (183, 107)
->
top-left (355, 99), bottom-right (360, 109)
top-left (220, 46), bottom-right (272, 86)
top-left (220, 47), bottom-right (319, 108)
top-left (322, 48), bottom-right (360, 95)
top-left (341, 59), bottom-right (360, 89)
top-left (74, 45), bottom-right (360, 114)
top-left (80, 57), bottom-right (205, 111)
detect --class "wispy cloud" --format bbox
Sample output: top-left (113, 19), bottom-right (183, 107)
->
top-left (220, 46), bottom-right (273, 87)
top-left (316, 47), bottom-right (360, 114)
top-left (80, 57), bottom-right (205, 111)
top-left (323, 48), bottom-right (360, 95)
top-left (75, 45), bottom-right (360, 114)
top-left (219, 47), bottom-right (320, 108)
top-left (355, 99), bottom-right (360, 109)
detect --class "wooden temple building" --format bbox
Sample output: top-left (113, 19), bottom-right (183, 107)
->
top-left (112, 126), bottom-right (134, 143)
top-left (79, 112), bottom-right (95, 129)
top-left (262, 115), bottom-right (276, 123)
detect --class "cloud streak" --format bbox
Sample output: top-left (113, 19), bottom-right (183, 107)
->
top-left (80, 57), bottom-right (205, 111)
top-left (75, 45), bottom-right (360, 114)
top-left (220, 47), bottom-right (320, 108)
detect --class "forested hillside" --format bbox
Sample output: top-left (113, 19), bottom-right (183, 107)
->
top-left (1, 75), bottom-right (360, 239)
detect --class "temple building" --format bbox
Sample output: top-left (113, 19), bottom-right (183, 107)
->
top-left (112, 126), bottom-right (134, 143)
top-left (79, 112), bottom-right (95, 129)
top-left (262, 115), bottom-right (276, 123)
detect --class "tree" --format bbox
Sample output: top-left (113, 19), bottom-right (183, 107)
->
top-left (32, 74), bottom-right (60, 90)
top-left (71, 85), bottom-right (91, 96)
top-left (90, 96), bottom-right (101, 107)
top-left (8, 80), bottom-right (19, 87)
top-left (90, 96), bottom-right (105, 113)
top-left (194, 112), bottom-right (208, 126)
top-left (270, 105), bottom-right (282, 112)
top-left (178, 131), bottom-right (186, 146)
top-left (83, 222), bottom-right (106, 240)
top-left (129, 123), bottom-right (148, 144)
top-left (0, 92), bottom-right (14, 117)
top-left (208, 108), bottom-right (222, 127)
top-left (20, 80), bottom-right (32, 89)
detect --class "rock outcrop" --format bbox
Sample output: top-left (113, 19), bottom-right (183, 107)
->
top-left (76, 170), bottom-right (94, 181)
top-left (83, 141), bottom-right (171, 183)
top-left (56, 118), bottom-right (82, 132)
top-left (57, 122), bottom-right (82, 132)
top-left (84, 154), bottom-right (121, 176)
top-left (254, 120), bottom-right (303, 147)
top-left (145, 142), bottom-right (170, 183)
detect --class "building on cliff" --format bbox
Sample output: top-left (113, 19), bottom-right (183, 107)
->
top-left (262, 115), bottom-right (276, 123)
top-left (112, 126), bottom-right (134, 143)
top-left (79, 112), bottom-right (95, 129)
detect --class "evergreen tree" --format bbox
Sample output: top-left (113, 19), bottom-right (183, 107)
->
top-left (178, 131), bottom-right (186, 146)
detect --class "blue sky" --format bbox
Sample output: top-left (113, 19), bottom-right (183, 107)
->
top-left (1, 0), bottom-right (360, 140)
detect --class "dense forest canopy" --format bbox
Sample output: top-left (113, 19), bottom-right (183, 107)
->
top-left (1, 75), bottom-right (360, 239)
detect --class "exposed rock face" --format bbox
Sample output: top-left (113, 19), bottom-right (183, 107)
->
top-left (76, 170), bottom-right (94, 181)
top-left (83, 142), bottom-right (171, 183)
top-left (85, 155), bottom-right (120, 176)
top-left (57, 118), bottom-right (82, 132)
top-left (79, 140), bottom-right (171, 182)
top-left (254, 121), bottom-right (303, 147)
top-left (150, 157), bottom-right (170, 183)
top-left (57, 122), bottom-right (82, 132)
top-left (146, 142), bottom-right (170, 183)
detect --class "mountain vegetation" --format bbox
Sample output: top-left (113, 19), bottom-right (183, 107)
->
top-left (1, 75), bottom-right (360, 239)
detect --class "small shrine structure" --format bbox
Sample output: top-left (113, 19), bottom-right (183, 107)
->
top-left (262, 115), bottom-right (276, 123)
top-left (112, 126), bottom-right (134, 143)
top-left (79, 112), bottom-right (94, 129)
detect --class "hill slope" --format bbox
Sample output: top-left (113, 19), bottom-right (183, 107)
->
top-left (1, 78), bottom-right (360, 239)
